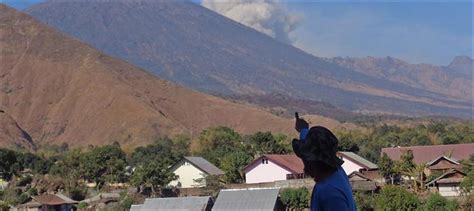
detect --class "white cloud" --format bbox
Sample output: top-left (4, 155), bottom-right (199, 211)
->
top-left (202, 0), bottom-right (301, 44)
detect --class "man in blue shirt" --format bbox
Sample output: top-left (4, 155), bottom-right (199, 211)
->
top-left (293, 114), bottom-right (356, 211)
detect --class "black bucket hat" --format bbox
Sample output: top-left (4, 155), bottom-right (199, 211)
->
top-left (292, 126), bottom-right (344, 168)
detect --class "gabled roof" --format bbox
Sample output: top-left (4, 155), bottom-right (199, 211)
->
top-left (348, 171), bottom-right (372, 181)
top-left (338, 151), bottom-right (378, 170)
top-left (427, 155), bottom-right (461, 166)
top-left (381, 143), bottom-right (474, 165)
top-left (426, 169), bottom-right (466, 186)
top-left (32, 193), bottom-right (77, 206)
top-left (212, 188), bottom-right (280, 211)
top-left (172, 157), bottom-right (224, 176)
top-left (138, 196), bottom-right (211, 211)
top-left (243, 154), bottom-right (304, 174)
top-left (81, 193), bottom-right (120, 204)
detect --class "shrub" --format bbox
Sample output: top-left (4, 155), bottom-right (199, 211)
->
top-left (422, 193), bottom-right (457, 211)
top-left (374, 185), bottom-right (420, 211)
top-left (17, 175), bottom-right (32, 187)
top-left (354, 191), bottom-right (374, 211)
top-left (77, 202), bottom-right (88, 209)
top-left (68, 184), bottom-right (88, 201)
top-left (0, 201), bottom-right (10, 211)
top-left (280, 188), bottom-right (310, 210)
top-left (460, 193), bottom-right (474, 211)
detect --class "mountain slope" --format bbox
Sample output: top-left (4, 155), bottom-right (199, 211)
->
top-left (0, 110), bottom-right (35, 150)
top-left (26, 1), bottom-right (471, 118)
top-left (1, 4), bottom-right (305, 148)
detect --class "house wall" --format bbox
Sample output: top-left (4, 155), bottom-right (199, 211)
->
top-left (438, 184), bottom-right (462, 197)
top-left (245, 160), bottom-right (292, 184)
top-left (340, 157), bottom-right (364, 175)
top-left (169, 161), bottom-right (207, 188)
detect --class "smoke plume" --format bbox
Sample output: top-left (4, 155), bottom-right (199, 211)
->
top-left (202, 0), bottom-right (301, 44)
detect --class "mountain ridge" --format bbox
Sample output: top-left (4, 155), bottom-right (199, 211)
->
top-left (26, 1), bottom-right (471, 118)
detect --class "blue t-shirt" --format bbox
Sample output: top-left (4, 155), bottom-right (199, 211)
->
top-left (299, 128), bottom-right (356, 211)
top-left (311, 167), bottom-right (356, 211)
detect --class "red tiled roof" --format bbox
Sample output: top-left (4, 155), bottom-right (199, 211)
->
top-left (243, 154), bottom-right (304, 174)
top-left (381, 143), bottom-right (474, 164)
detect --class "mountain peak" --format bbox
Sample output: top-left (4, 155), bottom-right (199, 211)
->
top-left (447, 56), bottom-right (473, 76)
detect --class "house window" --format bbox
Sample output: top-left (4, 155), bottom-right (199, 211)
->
top-left (262, 158), bottom-right (268, 164)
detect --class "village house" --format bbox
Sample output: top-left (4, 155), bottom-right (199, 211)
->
top-left (381, 143), bottom-right (474, 166)
top-left (426, 169), bottom-right (467, 197)
top-left (130, 196), bottom-right (212, 211)
top-left (425, 155), bottom-right (463, 177)
top-left (337, 151), bottom-right (378, 174)
top-left (169, 157), bottom-right (224, 188)
top-left (382, 143), bottom-right (473, 196)
top-left (348, 171), bottom-right (380, 192)
top-left (244, 153), bottom-right (377, 184)
top-left (212, 188), bottom-right (281, 211)
top-left (243, 154), bottom-right (304, 184)
top-left (15, 193), bottom-right (77, 211)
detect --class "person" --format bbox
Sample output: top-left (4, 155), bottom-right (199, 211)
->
top-left (293, 113), bottom-right (356, 211)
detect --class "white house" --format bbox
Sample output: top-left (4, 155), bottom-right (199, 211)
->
top-left (337, 151), bottom-right (378, 175)
top-left (243, 154), bottom-right (304, 184)
top-left (168, 157), bottom-right (223, 188)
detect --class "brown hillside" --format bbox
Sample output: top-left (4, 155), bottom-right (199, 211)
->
top-left (0, 109), bottom-right (35, 149)
top-left (0, 5), bottom-right (309, 149)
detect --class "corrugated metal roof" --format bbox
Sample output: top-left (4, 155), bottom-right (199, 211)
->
top-left (184, 157), bottom-right (224, 175)
top-left (338, 152), bottom-right (378, 169)
top-left (140, 196), bottom-right (211, 211)
top-left (212, 188), bottom-right (280, 211)
top-left (130, 204), bottom-right (142, 211)
top-left (381, 143), bottom-right (474, 165)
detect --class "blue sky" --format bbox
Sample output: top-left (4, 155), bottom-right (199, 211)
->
top-left (3, 0), bottom-right (472, 65)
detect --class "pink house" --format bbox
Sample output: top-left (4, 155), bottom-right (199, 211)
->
top-left (337, 151), bottom-right (378, 174)
top-left (243, 152), bottom-right (378, 184)
top-left (243, 154), bottom-right (304, 184)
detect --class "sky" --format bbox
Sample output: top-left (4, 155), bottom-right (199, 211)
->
top-left (3, 0), bottom-right (473, 65)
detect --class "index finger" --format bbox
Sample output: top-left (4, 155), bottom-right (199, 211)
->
top-left (295, 112), bottom-right (299, 119)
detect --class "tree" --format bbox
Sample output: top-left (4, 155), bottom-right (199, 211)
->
top-left (220, 151), bottom-right (253, 183)
top-left (423, 193), bottom-right (458, 211)
top-left (460, 170), bottom-right (474, 195)
top-left (130, 137), bottom-right (178, 167)
top-left (130, 162), bottom-right (177, 196)
top-left (378, 153), bottom-right (398, 184)
top-left (336, 133), bottom-right (360, 153)
top-left (193, 174), bottom-right (224, 197)
top-left (0, 149), bottom-right (18, 180)
top-left (405, 163), bottom-right (426, 193)
top-left (81, 144), bottom-right (127, 189)
top-left (374, 185), bottom-right (420, 210)
top-left (397, 150), bottom-right (416, 181)
top-left (244, 131), bottom-right (287, 156)
top-left (195, 127), bottom-right (242, 167)
top-left (280, 188), bottom-right (310, 210)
